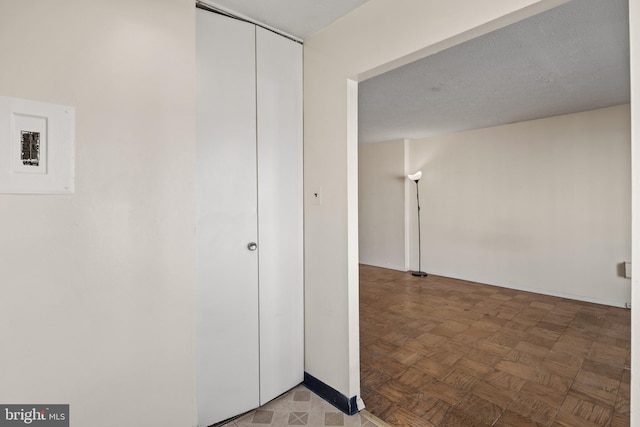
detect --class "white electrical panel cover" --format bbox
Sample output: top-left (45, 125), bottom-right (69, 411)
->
top-left (0, 96), bottom-right (75, 194)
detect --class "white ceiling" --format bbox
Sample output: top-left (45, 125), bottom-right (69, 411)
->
top-left (359, 0), bottom-right (630, 144)
top-left (201, 0), bottom-right (629, 146)
top-left (200, 0), bottom-right (369, 39)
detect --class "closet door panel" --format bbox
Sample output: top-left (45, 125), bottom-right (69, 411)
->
top-left (256, 27), bottom-right (304, 405)
top-left (196, 9), bottom-right (259, 426)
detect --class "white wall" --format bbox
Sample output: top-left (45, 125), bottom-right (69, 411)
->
top-left (304, 0), bottom-right (571, 401)
top-left (358, 139), bottom-right (407, 271)
top-left (629, 0), bottom-right (639, 423)
top-left (0, 1), bottom-right (197, 426)
top-left (407, 105), bottom-right (630, 306)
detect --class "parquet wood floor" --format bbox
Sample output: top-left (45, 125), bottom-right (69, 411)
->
top-left (359, 265), bottom-right (630, 426)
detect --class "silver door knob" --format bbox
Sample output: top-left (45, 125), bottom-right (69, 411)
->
top-left (247, 242), bottom-right (258, 251)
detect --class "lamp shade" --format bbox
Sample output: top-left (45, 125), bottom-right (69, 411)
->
top-left (408, 171), bottom-right (422, 181)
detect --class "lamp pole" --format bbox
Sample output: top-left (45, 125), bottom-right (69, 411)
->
top-left (408, 172), bottom-right (428, 277)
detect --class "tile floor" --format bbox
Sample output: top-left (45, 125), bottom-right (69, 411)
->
top-left (217, 385), bottom-right (390, 427)
top-left (360, 264), bottom-right (631, 426)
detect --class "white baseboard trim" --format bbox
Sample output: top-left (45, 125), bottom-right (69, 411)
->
top-left (500, 283), bottom-right (628, 308)
top-left (363, 265), bottom-right (629, 308)
top-left (430, 271), bottom-right (628, 308)
top-left (359, 261), bottom-right (406, 272)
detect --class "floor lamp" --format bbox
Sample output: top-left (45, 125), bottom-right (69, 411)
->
top-left (408, 171), bottom-right (428, 277)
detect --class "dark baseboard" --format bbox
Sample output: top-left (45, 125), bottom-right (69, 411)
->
top-left (303, 372), bottom-right (358, 416)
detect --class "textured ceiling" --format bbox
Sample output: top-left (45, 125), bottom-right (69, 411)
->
top-left (199, 0), bottom-right (629, 145)
top-left (359, 0), bottom-right (630, 144)
top-left (200, 0), bottom-right (369, 39)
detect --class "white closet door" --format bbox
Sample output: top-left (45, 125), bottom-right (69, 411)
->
top-left (196, 9), bottom-right (259, 426)
top-left (256, 27), bottom-right (304, 404)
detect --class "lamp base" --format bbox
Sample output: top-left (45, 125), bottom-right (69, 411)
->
top-left (411, 271), bottom-right (428, 277)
